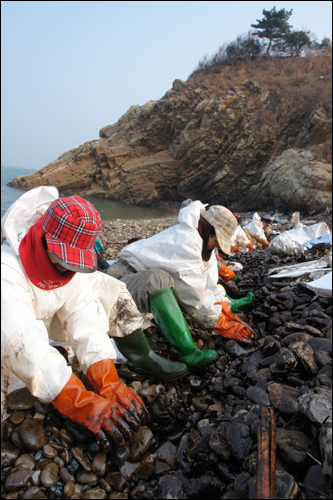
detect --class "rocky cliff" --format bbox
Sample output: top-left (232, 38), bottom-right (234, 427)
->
top-left (9, 56), bottom-right (332, 213)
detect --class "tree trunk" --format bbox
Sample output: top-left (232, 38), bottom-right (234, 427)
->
top-left (266, 39), bottom-right (272, 56)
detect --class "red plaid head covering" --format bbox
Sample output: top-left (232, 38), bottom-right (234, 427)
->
top-left (41, 195), bottom-right (101, 272)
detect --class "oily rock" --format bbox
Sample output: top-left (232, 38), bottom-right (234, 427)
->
top-left (276, 428), bottom-right (311, 465)
top-left (298, 393), bottom-right (332, 425)
top-left (267, 382), bottom-right (300, 415)
top-left (18, 419), bottom-right (47, 451)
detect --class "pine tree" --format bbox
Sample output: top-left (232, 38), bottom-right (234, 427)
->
top-left (278, 29), bottom-right (312, 57)
top-left (251, 6), bottom-right (293, 56)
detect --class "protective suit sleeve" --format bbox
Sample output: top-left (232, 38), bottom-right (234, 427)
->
top-left (171, 265), bottom-right (230, 329)
top-left (1, 256), bottom-right (72, 403)
top-left (56, 273), bottom-right (119, 374)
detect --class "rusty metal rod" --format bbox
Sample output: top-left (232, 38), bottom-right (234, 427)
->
top-left (257, 407), bottom-right (276, 499)
top-left (269, 408), bottom-right (276, 500)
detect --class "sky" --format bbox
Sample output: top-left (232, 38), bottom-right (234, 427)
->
top-left (1, 1), bottom-right (332, 172)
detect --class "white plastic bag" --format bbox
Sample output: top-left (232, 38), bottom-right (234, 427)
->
top-left (227, 262), bottom-right (244, 273)
top-left (268, 256), bottom-right (330, 278)
top-left (300, 233), bottom-right (332, 252)
top-left (242, 213), bottom-right (266, 244)
top-left (306, 271), bottom-right (332, 298)
top-left (269, 222), bottom-right (330, 255)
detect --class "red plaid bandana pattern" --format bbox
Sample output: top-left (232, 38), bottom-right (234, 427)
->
top-left (41, 195), bottom-right (101, 270)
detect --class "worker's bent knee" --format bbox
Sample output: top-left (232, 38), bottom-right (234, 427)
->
top-left (121, 269), bottom-right (175, 312)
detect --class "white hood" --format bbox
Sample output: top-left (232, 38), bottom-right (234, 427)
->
top-left (120, 200), bottom-right (207, 274)
top-left (178, 200), bottom-right (206, 229)
top-left (1, 186), bottom-right (59, 256)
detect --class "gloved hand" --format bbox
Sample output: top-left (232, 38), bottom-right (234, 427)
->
top-left (218, 262), bottom-right (236, 282)
top-left (230, 245), bottom-right (241, 253)
top-left (86, 359), bottom-right (148, 426)
top-left (52, 373), bottom-right (138, 452)
top-left (247, 243), bottom-right (255, 251)
top-left (213, 301), bottom-right (257, 344)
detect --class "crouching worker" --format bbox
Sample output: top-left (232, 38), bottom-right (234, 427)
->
top-left (1, 187), bottom-right (186, 452)
top-left (107, 202), bottom-right (257, 374)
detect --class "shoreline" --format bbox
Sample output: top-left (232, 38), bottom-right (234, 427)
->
top-left (97, 209), bottom-right (332, 261)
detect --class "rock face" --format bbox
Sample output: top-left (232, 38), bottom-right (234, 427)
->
top-left (9, 63), bottom-right (332, 212)
top-left (249, 149), bottom-right (332, 213)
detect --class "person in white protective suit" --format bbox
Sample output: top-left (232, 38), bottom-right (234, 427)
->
top-left (106, 201), bottom-right (257, 372)
top-left (170, 198), bottom-right (255, 291)
top-left (1, 186), bottom-right (188, 451)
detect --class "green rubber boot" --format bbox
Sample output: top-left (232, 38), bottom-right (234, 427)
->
top-left (230, 275), bottom-right (242, 283)
top-left (226, 292), bottom-right (254, 312)
top-left (149, 287), bottom-right (218, 371)
top-left (114, 329), bottom-right (188, 382)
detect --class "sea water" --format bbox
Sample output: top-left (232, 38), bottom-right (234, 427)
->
top-left (1, 165), bottom-right (177, 221)
top-left (1, 165), bottom-right (35, 218)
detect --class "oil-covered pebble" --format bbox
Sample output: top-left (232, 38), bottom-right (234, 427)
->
top-left (71, 447), bottom-right (92, 471)
top-left (40, 462), bottom-right (58, 487)
top-left (18, 419), bottom-right (47, 452)
top-left (1, 442), bottom-right (20, 468)
top-left (5, 468), bottom-right (31, 491)
top-left (9, 411), bottom-right (26, 426)
top-left (76, 468), bottom-right (99, 484)
top-left (42, 444), bottom-right (57, 458)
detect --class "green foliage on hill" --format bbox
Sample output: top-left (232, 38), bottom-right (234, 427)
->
top-left (193, 6), bottom-right (331, 73)
top-left (251, 6), bottom-right (293, 56)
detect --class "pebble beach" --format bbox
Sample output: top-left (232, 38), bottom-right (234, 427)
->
top-left (1, 209), bottom-right (332, 499)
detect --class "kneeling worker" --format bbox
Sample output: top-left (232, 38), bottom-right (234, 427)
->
top-left (107, 202), bottom-right (257, 373)
top-left (1, 187), bottom-right (187, 452)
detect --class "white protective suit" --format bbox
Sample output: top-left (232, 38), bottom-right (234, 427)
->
top-left (120, 201), bottom-right (230, 329)
top-left (230, 225), bottom-right (252, 252)
top-left (1, 187), bottom-right (143, 404)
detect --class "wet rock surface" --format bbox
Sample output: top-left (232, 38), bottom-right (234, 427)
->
top-left (1, 211), bottom-right (332, 498)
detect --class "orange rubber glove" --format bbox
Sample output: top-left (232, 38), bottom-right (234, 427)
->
top-left (230, 245), bottom-right (241, 253)
top-left (214, 301), bottom-right (257, 344)
top-left (247, 243), bottom-right (255, 251)
top-left (218, 262), bottom-right (236, 282)
top-left (86, 359), bottom-right (148, 426)
top-left (52, 373), bottom-right (138, 452)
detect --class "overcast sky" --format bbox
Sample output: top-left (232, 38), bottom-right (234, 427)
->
top-left (1, 0), bottom-right (332, 171)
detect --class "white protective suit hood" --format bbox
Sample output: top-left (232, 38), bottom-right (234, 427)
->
top-left (178, 200), bottom-right (206, 230)
top-left (121, 201), bottom-right (207, 274)
top-left (1, 186), bottom-right (59, 256)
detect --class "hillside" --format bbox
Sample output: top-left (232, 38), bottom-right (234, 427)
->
top-left (9, 54), bottom-right (332, 214)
